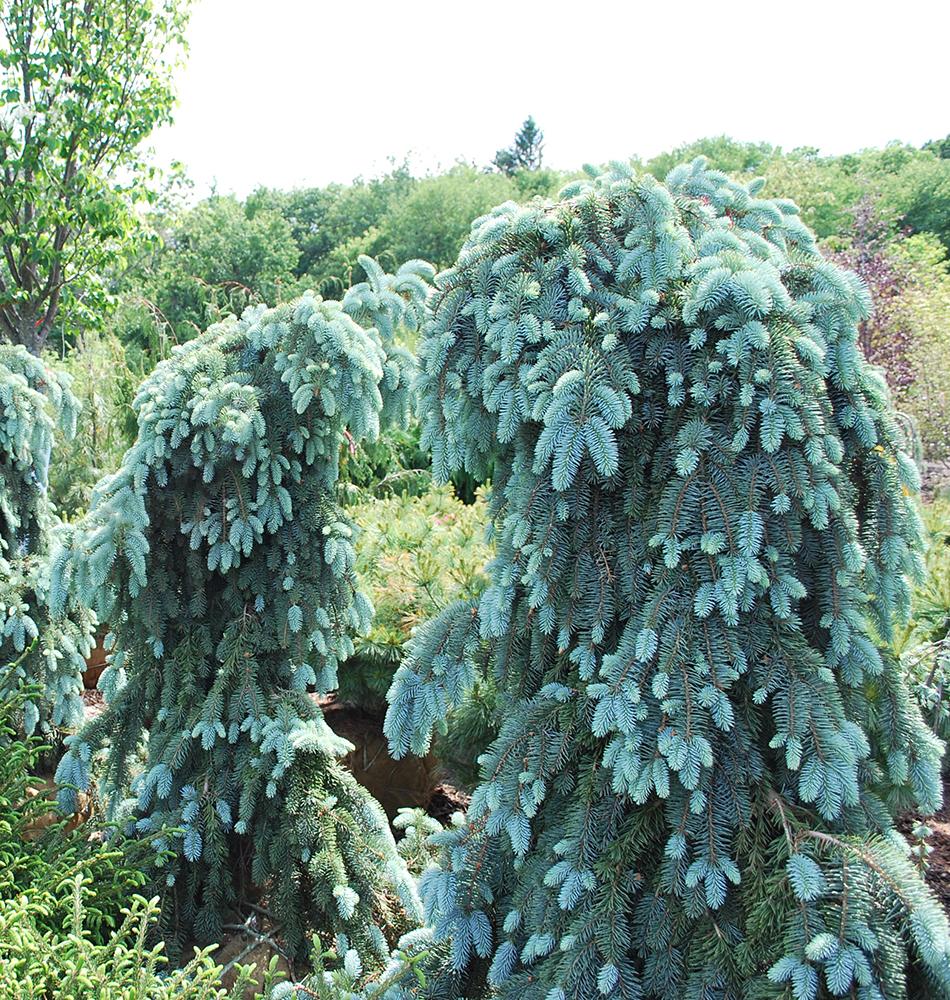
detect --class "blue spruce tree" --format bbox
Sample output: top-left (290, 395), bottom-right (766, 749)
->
top-left (0, 345), bottom-right (92, 734)
top-left (386, 161), bottom-right (950, 999)
top-left (53, 257), bottom-right (435, 956)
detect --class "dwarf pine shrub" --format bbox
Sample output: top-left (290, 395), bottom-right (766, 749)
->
top-left (342, 485), bottom-right (490, 710)
top-left (386, 160), bottom-right (950, 999)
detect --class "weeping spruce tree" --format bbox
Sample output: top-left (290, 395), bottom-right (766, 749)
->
top-left (53, 257), bottom-right (434, 955)
top-left (386, 160), bottom-right (950, 999)
top-left (0, 345), bottom-right (92, 733)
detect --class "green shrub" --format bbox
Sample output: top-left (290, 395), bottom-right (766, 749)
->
top-left (338, 421), bottom-right (432, 502)
top-left (341, 486), bottom-right (490, 711)
top-left (49, 330), bottom-right (142, 520)
top-left (0, 888), bottom-right (275, 1000)
top-left (890, 235), bottom-right (950, 460)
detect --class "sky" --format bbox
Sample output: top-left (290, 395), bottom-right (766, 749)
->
top-left (151, 0), bottom-right (949, 198)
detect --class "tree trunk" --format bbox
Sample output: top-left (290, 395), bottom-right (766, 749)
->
top-left (3, 310), bottom-right (45, 355)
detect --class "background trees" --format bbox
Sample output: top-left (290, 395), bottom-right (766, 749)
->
top-left (0, 0), bottom-right (191, 354)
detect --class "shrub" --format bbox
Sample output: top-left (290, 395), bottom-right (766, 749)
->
top-left (0, 345), bottom-right (93, 733)
top-left (48, 330), bottom-right (142, 520)
top-left (387, 160), bottom-right (950, 998)
top-left (826, 197), bottom-right (916, 392)
top-left (338, 421), bottom-right (432, 502)
top-left (890, 235), bottom-right (950, 460)
top-left (0, 890), bottom-right (276, 1000)
top-left (52, 257), bottom-right (433, 956)
top-left (0, 683), bottom-right (272, 999)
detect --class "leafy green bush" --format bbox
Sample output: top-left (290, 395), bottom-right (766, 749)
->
top-left (338, 421), bottom-right (432, 502)
top-left (341, 486), bottom-right (490, 711)
top-left (49, 330), bottom-right (142, 520)
top-left (0, 888), bottom-right (275, 1000)
top-left (890, 235), bottom-right (950, 459)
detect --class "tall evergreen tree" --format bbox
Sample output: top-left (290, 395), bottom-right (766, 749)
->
top-left (0, 344), bottom-right (91, 733)
top-left (53, 256), bottom-right (435, 955)
top-left (494, 117), bottom-right (544, 176)
top-left (386, 160), bottom-right (950, 999)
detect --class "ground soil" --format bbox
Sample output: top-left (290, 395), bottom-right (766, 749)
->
top-left (899, 774), bottom-right (950, 912)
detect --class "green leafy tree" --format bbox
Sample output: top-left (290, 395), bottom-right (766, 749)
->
top-left (53, 257), bottom-right (434, 955)
top-left (0, 344), bottom-right (92, 732)
top-left (126, 195), bottom-right (300, 351)
top-left (0, 0), bottom-right (191, 354)
top-left (386, 160), bottom-right (950, 999)
top-left (647, 135), bottom-right (778, 179)
top-left (865, 145), bottom-right (950, 247)
top-left (379, 167), bottom-right (517, 271)
top-left (247, 164), bottom-right (416, 283)
top-left (925, 134), bottom-right (950, 160)
top-left (493, 116), bottom-right (544, 176)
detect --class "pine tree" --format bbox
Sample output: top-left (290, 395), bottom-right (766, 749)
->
top-left (385, 160), bottom-right (950, 999)
top-left (494, 117), bottom-right (544, 176)
top-left (53, 256), bottom-right (435, 956)
top-left (0, 344), bottom-right (92, 734)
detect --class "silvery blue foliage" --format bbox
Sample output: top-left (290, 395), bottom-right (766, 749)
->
top-left (0, 345), bottom-right (92, 733)
top-left (53, 258), bottom-right (433, 954)
top-left (386, 161), bottom-right (950, 999)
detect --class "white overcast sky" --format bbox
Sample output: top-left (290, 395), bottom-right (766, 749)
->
top-left (151, 0), bottom-right (948, 198)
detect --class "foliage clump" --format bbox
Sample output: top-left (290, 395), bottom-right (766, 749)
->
top-left (387, 160), bottom-right (950, 998)
top-left (49, 329), bottom-right (143, 519)
top-left (53, 257), bottom-right (434, 956)
top-left (0, 344), bottom-right (92, 733)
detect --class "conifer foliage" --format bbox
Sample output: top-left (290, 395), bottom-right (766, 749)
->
top-left (0, 344), bottom-right (92, 734)
top-left (53, 257), bottom-right (434, 954)
top-left (386, 161), bottom-right (950, 998)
